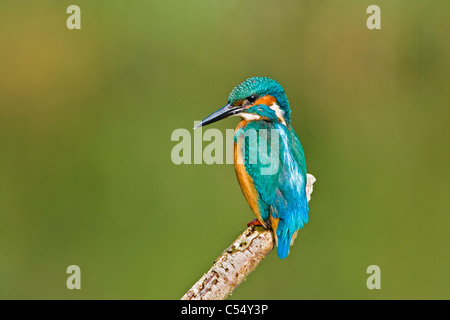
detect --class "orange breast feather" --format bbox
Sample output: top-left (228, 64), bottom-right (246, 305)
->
top-left (233, 121), bottom-right (266, 227)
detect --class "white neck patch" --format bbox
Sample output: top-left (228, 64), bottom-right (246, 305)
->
top-left (235, 102), bottom-right (287, 124)
top-left (238, 113), bottom-right (263, 121)
top-left (269, 103), bottom-right (287, 126)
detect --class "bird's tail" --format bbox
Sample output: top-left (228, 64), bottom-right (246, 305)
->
top-left (276, 232), bottom-right (292, 259)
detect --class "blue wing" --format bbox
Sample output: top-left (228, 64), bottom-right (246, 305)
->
top-left (271, 124), bottom-right (309, 258)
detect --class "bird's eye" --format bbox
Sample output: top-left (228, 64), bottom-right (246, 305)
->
top-left (247, 95), bottom-right (258, 103)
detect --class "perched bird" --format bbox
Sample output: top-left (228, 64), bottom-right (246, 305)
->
top-left (195, 77), bottom-right (309, 259)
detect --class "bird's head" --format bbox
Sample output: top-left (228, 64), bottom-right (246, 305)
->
top-left (194, 77), bottom-right (291, 129)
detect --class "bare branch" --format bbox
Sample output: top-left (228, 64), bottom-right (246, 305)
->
top-left (181, 174), bottom-right (316, 300)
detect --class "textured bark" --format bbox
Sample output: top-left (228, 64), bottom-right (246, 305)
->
top-left (181, 174), bottom-right (316, 300)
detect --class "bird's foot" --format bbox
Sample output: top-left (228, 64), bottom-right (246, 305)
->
top-left (247, 219), bottom-right (264, 227)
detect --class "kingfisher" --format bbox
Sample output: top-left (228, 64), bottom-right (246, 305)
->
top-left (194, 77), bottom-right (309, 259)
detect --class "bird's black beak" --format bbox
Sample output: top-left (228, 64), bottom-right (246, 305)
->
top-left (194, 104), bottom-right (243, 129)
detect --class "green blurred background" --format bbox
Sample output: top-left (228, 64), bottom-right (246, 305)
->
top-left (0, 0), bottom-right (448, 299)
